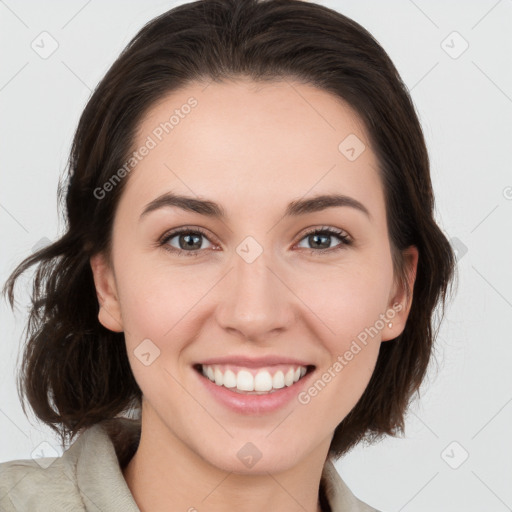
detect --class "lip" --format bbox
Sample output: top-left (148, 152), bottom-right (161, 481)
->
top-left (196, 355), bottom-right (314, 368)
top-left (193, 363), bottom-right (315, 415)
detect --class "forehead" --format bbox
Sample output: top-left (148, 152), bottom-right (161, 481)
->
top-left (121, 79), bottom-right (384, 220)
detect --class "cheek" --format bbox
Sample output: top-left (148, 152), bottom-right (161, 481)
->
top-left (296, 266), bottom-right (387, 417)
top-left (113, 255), bottom-right (208, 396)
top-left (113, 245), bottom-right (217, 336)
top-left (291, 252), bottom-right (392, 401)
top-left (292, 255), bottom-right (393, 338)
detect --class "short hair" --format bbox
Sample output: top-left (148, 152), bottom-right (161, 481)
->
top-left (2, 0), bottom-right (456, 458)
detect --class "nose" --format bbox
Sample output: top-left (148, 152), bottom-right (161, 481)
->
top-left (215, 247), bottom-right (295, 343)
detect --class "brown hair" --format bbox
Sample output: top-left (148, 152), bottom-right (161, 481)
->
top-left (2, 0), bottom-right (456, 458)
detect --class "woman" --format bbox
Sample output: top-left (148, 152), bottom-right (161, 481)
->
top-left (0, 0), bottom-right (455, 510)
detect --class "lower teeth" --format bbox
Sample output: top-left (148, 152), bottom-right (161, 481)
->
top-left (229, 388), bottom-right (279, 395)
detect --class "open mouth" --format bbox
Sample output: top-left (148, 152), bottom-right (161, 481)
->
top-left (193, 363), bottom-right (316, 395)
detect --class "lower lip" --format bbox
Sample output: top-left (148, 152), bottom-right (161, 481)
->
top-left (194, 366), bottom-right (315, 415)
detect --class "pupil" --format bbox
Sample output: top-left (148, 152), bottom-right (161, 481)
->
top-left (182, 233), bottom-right (201, 250)
top-left (311, 233), bottom-right (329, 249)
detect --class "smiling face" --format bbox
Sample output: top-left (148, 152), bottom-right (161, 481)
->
top-left (90, 78), bottom-right (417, 474)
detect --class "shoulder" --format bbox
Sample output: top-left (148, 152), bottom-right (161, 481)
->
top-left (322, 458), bottom-right (383, 512)
top-left (0, 444), bottom-right (85, 511)
top-left (0, 419), bottom-right (140, 512)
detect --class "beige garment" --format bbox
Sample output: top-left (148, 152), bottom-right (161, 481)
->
top-left (0, 418), bottom-right (380, 511)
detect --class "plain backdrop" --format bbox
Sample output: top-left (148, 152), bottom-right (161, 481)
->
top-left (1, 1), bottom-right (511, 511)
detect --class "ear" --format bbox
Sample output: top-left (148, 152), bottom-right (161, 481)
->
top-left (89, 252), bottom-right (124, 332)
top-left (381, 245), bottom-right (418, 342)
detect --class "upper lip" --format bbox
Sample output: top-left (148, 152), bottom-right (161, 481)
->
top-left (196, 355), bottom-right (315, 368)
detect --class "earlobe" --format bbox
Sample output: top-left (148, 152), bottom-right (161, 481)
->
top-left (382, 246), bottom-right (419, 342)
top-left (89, 252), bottom-right (124, 333)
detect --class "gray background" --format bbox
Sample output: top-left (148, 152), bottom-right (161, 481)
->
top-left (1, 1), bottom-right (511, 511)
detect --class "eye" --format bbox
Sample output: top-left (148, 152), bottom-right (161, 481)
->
top-left (295, 226), bottom-right (352, 255)
top-left (159, 226), bottom-right (215, 257)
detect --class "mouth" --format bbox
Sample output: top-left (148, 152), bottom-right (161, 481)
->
top-left (193, 363), bottom-right (316, 395)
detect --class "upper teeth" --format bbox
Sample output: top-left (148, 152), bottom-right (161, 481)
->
top-left (201, 364), bottom-right (307, 392)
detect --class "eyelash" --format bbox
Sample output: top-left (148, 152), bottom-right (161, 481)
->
top-left (157, 225), bottom-right (352, 257)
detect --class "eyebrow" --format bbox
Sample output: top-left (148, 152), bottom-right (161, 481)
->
top-left (139, 191), bottom-right (371, 221)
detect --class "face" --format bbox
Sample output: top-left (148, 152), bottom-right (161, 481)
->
top-left (91, 78), bottom-right (417, 474)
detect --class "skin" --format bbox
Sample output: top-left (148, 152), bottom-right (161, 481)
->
top-left (90, 78), bottom-right (418, 512)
